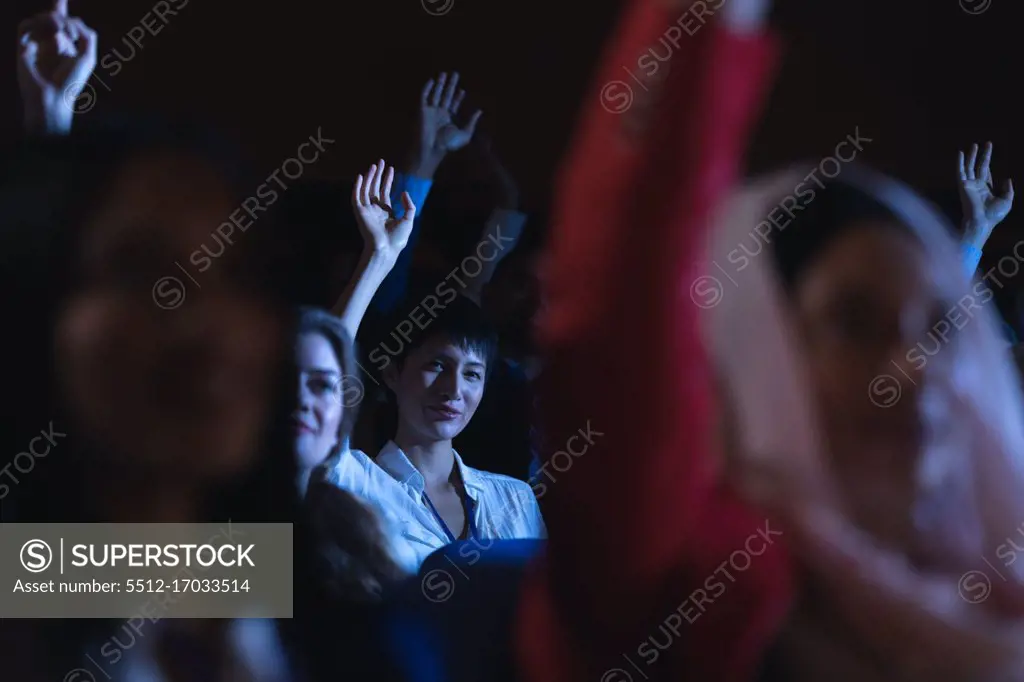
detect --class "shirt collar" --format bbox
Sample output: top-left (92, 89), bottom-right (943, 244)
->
top-left (375, 441), bottom-right (486, 499)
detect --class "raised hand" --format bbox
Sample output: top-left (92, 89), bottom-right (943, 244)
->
top-left (17, 0), bottom-right (98, 134)
top-left (351, 160), bottom-right (417, 264)
top-left (411, 72), bottom-right (483, 177)
top-left (959, 142), bottom-right (1015, 244)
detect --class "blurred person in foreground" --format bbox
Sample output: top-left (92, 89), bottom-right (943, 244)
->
top-left (507, 0), bottom-right (1024, 681)
top-left (0, 125), bottom-right (400, 682)
top-left (706, 164), bottom-right (1024, 680)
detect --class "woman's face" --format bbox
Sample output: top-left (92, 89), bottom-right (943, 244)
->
top-left (386, 335), bottom-right (487, 444)
top-left (794, 221), bottom-right (970, 552)
top-left (294, 332), bottom-right (344, 470)
top-left (55, 151), bottom-right (283, 481)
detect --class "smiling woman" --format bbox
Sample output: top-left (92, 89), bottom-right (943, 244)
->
top-left (319, 289), bottom-right (546, 570)
top-left (293, 307), bottom-right (360, 491)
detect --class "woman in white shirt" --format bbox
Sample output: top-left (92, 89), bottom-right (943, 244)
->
top-left (318, 160), bottom-right (545, 569)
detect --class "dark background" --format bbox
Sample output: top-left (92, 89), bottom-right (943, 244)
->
top-left (3, 0), bottom-right (1023, 303)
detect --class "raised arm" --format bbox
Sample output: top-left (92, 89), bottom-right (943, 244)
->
top-left (332, 161), bottom-right (416, 340)
top-left (17, 0), bottom-right (97, 136)
top-left (462, 136), bottom-right (528, 303)
top-left (520, 0), bottom-right (781, 681)
top-left (371, 72), bottom-right (484, 313)
top-left (959, 142), bottom-right (1015, 273)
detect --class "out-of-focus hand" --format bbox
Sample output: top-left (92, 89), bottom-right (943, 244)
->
top-left (767, 495), bottom-right (1024, 682)
top-left (351, 160), bottom-right (417, 265)
top-left (959, 142), bottom-right (1014, 245)
top-left (17, 0), bottom-right (98, 134)
top-left (719, 0), bottom-right (772, 33)
top-left (410, 71), bottom-right (483, 177)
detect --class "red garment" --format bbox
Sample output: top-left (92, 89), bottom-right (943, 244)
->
top-left (519, 3), bottom-right (792, 681)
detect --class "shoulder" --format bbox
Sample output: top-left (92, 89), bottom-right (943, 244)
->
top-left (475, 469), bottom-right (535, 499)
top-left (315, 448), bottom-right (388, 496)
top-left (466, 468), bottom-right (545, 535)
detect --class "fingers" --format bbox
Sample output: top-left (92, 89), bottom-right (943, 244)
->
top-left (958, 151), bottom-right (968, 182)
top-left (966, 143), bottom-right (979, 181)
top-left (17, 18), bottom-right (36, 40)
top-left (380, 165), bottom-right (395, 210)
top-left (16, 28), bottom-right (42, 86)
top-left (66, 17), bottom-right (97, 59)
top-left (370, 158), bottom-right (382, 199)
top-left (1004, 178), bottom-right (1015, 202)
top-left (53, 0), bottom-right (69, 17)
top-left (450, 89), bottom-right (466, 115)
top-left (430, 72), bottom-right (447, 107)
top-left (979, 141), bottom-right (994, 185)
top-left (421, 78), bottom-right (434, 107)
top-left (352, 174), bottom-right (365, 210)
top-left (362, 163), bottom-right (378, 206)
top-left (441, 71), bottom-right (460, 109)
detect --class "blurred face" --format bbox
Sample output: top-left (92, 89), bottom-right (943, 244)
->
top-left (294, 333), bottom-right (344, 470)
top-left (55, 151), bottom-right (283, 481)
top-left (794, 222), bottom-right (970, 553)
top-left (387, 335), bottom-right (487, 443)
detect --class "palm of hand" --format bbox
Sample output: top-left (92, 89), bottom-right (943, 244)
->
top-left (423, 107), bottom-right (471, 153)
top-left (357, 204), bottom-right (410, 255)
top-left (19, 13), bottom-right (96, 104)
top-left (37, 49), bottom-right (80, 91)
top-left (963, 180), bottom-right (1012, 225)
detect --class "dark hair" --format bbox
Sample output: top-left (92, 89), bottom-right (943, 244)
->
top-left (770, 179), bottom-right (904, 293)
top-left (0, 124), bottom-right (377, 682)
top-left (297, 306), bottom-right (361, 446)
top-left (383, 290), bottom-right (499, 380)
top-left (304, 480), bottom-right (407, 602)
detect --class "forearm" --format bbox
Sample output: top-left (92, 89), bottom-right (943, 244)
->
top-left (331, 249), bottom-right (397, 340)
top-left (406, 148), bottom-right (445, 180)
top-left (463, 209), bottom-right (527, 302)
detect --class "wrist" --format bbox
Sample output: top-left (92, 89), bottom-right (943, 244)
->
top-left (407, 149), bottom-right (445, 179)
top-left (23, 94), bottom-right (73, 136)
top-left (963, 218), bottom-right (992, 245)
top-left (360, 246), bottom-right (399, 273)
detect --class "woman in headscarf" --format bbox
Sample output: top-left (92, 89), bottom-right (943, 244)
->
top-left (705, 166), bottom-right (1024, 680)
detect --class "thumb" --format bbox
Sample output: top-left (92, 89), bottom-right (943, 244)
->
top-left (1003, 179), bottom-right (1015, 202)
top-left (464, 109), bottom-right (483, 136)
top-left (53, 0), bottom-right (69, 17)
top-left (400, 191), bottom-right (417, 224)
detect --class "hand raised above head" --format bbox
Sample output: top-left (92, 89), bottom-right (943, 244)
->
top-left (18, 0), bottom-right (98, 133)
top-left (351, 160), bottom-right (417, 264)
top-left (410, 71), bottom-right (483, 177)
top-left (959, 142), bottom-right (1014, 242)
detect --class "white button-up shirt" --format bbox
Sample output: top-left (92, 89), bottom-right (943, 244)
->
top-left (315, 441), bottom-right (546, 569)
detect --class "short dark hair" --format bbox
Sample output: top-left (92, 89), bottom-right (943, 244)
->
top-left (297, 307), bottom-right (360, 445)
top-left (378, 290), bottom-right (499, 380)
